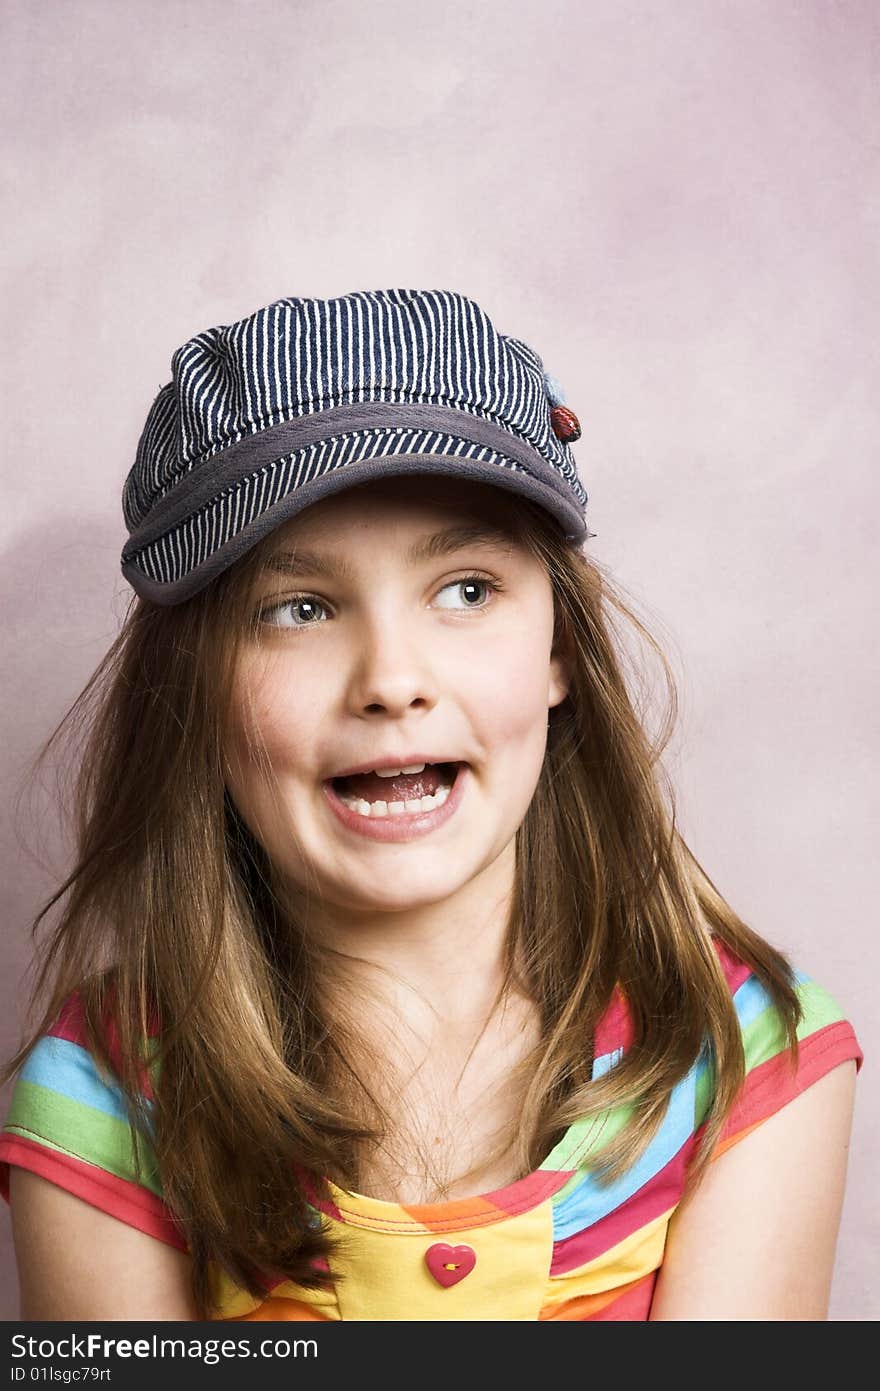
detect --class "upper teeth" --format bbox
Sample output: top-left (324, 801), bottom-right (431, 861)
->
top-left (375, 763), bottom-right (425, 777)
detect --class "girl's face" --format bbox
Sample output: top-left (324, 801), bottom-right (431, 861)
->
top-left (225, 476), bottom-right (570, 918)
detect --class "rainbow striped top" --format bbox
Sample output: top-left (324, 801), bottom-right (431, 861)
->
top-left (0, 939), bottom-right (863, 1320)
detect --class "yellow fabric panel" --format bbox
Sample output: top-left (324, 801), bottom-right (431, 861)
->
top-left (331, 1196), bottom-right (554, 1320)
top-left (541, 1208), bottom-right (672, 1310)
top-left (538, 1273), bottom-right (654, 1320)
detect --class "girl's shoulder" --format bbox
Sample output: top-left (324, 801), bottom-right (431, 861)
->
top-left (596, 935), bottom-right (862, 1067)
top-left (701, 936), bottom-right (863, 1148)
top-left (710, 933), bottom-right (862, 1063)
top-left (0, 989), bottom-right (185, 1252)
top-left (592, 934), bottom-right (862, 1147)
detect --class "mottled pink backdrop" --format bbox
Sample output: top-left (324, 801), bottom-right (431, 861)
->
top-left (1, 0), bottom-right (876, 1319)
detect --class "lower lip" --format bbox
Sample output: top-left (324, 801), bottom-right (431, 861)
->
top-left (321, 764), bottom-right (470, 842)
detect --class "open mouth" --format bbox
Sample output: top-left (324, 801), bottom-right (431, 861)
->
top-left (329, 761), bottom-right (462, 816)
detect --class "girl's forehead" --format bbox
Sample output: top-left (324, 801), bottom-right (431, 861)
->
top-left (269, 476), bottom-right (524, 548)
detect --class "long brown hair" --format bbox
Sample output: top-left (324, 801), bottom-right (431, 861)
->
top-left (3, 489), bottom-right (802, 1318)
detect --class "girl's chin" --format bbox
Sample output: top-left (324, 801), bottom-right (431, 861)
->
top-left (323, 867), bottom-right (478, 912)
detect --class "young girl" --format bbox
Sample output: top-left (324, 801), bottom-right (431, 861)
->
top-left (1, 288), bottom-right (863, 1321)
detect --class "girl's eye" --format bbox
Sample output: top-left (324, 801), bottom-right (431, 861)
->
top-left (262, 595), bottom-right (330, 628)
top-left (433, 575), bottom-right (500, 609)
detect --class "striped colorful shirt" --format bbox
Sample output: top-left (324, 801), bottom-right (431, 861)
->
top-left (0, 939), bottom-right (863, 1320)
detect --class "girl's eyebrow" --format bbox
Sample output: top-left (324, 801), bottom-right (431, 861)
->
top-left (264, 523), bottom-right (516, 580)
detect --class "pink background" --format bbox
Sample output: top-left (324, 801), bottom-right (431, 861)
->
top-left (1, 0), bottom-right (876, 1319)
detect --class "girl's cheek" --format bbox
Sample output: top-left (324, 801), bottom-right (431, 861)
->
top-left (465, 617), bottom-right (554, 702)
top-left (228, 658), bottom-right (316, 771)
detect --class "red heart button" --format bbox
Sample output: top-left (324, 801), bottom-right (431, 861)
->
top-left (424, 1242), bottom-right (476, 1288)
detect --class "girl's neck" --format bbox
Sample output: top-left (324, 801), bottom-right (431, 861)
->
top-left (301, 838), bottom-right (520, 1029)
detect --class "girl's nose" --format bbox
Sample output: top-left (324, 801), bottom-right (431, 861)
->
top-left (345, 615), bottom-right (438, 716)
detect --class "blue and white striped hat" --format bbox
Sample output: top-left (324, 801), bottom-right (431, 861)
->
top-left (120, 288), bottom-right (589, 605)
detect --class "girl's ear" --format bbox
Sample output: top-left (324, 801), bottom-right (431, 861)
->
top-left (548, 636), bottom-right (574, 711)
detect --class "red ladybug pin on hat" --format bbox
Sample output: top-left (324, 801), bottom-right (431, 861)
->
top-left (543, 372), bottom-right (582, 443)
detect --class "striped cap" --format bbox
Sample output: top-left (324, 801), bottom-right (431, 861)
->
top-left (120, 288), bottom-right (589, 605)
